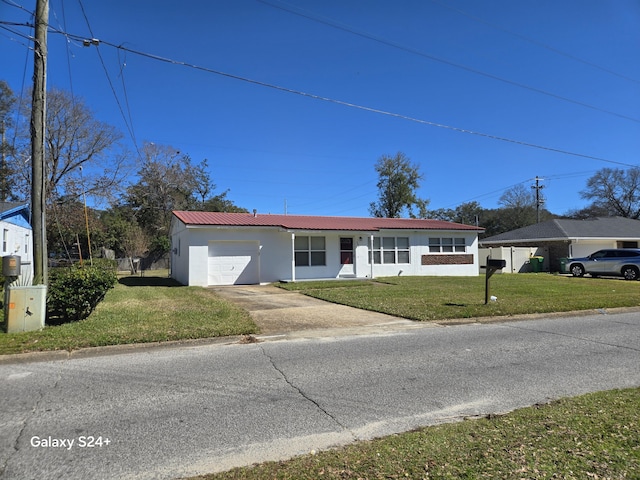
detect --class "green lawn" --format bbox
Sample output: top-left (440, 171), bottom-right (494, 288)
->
top-left (278, 274), bottom-right (640, 321)
top-left (198, 387), bottom-right (640, 480)
top-left (0, 276), bottom-right (258, 355)
top-left (1, 273), bottom-right (639, 354)
top-left (2, 274), bottom-right (638, 478)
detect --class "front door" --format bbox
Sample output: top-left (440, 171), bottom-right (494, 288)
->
top-left (339, 237), bottom-right (354, 276)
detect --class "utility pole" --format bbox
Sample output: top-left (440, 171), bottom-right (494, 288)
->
top-left (31, 0), bottom-right (48, 284)
top-left (531, 176), bottom-right (545, 223)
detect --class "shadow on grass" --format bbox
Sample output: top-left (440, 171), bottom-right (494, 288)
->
top-left (118, 276), bottom-right (183, 287)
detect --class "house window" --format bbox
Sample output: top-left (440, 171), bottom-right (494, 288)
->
top-left (2, 229), bottom-right (7, 253)
top-left (429, 237), bottom-right (466, 253)
top-left (24, 234), bottom-right (29, 254)
top-left (294, 236), bottom-right (326, 266)
top-left (370, 237), bottom-right (410, 264)
top-left (618, 241), bottom-right (638, 249)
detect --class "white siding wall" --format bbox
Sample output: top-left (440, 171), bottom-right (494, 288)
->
top-left (169, 219), bottom-right (190, 286)
top-left (366, 231), bottom-right (479, 277)
top-left (170, 224), bottom-right (481, 286)
top-left (478, 246), bottom-right (549, 274)
top-left (569, 241), bottom-right (618, 259)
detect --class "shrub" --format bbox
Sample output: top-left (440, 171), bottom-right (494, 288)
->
top-left (47, 261), bottom-right (118, 323)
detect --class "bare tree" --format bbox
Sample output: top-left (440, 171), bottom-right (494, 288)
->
top-left (16, 87), bottom-right (127, 203)
top-left (0, 81), bottom-right (17, 201)
top-left (580, 167), bottom-right (640, 219)
top-left (121, 224), bottom-right (149, 274)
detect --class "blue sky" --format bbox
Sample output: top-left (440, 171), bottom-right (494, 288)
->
top-left (1, 0), bottom-right (639, 218)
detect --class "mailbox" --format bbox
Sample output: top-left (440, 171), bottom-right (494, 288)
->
top-left (486, 258), bottom-right (506, 269)
top-left (484, 257), bottom-right (505, 304)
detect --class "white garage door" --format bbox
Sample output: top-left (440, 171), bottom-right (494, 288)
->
top-left (208, 241), bottom-right (259, 285)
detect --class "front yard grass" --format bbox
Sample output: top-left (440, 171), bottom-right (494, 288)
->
top-left (199, 387), bottom-right (640, 480)
top-left (278, 274), bottom-right (640, 321)
top-left (0, 276), bottom-right (258, 355)
top-left (1, 273), bottom-right (638, 355)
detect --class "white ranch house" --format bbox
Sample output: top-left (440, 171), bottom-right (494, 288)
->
top-left (170, 211), bottom-right (483, 286)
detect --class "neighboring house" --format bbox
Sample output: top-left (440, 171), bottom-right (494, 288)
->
top-left (479, 217), bottom-right (640, 272)
top-left (0, 202), bottom-right (33, 280)
top-left (170, 211), bottom-right (484, 286)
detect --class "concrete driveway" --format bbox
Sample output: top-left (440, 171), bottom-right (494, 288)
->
top-left (209, 284), bottom-right (422, 338)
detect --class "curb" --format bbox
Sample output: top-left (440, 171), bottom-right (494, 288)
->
top-left (0, 335), bottom-right (244, 365)
top-left (2, 306), bottom-right (639, 365)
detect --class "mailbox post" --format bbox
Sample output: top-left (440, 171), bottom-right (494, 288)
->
top-left (485, 257), bottom-right (506, 304)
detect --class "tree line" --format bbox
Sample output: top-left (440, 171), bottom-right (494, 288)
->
top-left (370, 152), bottom-right (640, 237)
top-left (1, 81), bottom-right (638, 264)
top-left (0, 81), bottom-right (246, 265)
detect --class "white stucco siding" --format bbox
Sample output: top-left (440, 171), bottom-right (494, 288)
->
top-left (177, 227), bottom-right (292, 286)
top-left (292, 232), bottom-right (372, 280)
top-left (369, 231), bottom-right (480, 278)
top-left (170, 222), bottom-right (482, 286)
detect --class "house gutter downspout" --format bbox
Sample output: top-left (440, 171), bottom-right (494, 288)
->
top-left (290, 232), bottom-right (296, 282)
top-left (370, 234), bottom-right (374, 280)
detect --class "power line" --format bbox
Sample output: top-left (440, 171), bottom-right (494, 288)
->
top-left (42, 26), bottom-right (638, 169)
top-left (430, 0), bottom-right (640, 85)
top-left (5, 19), bottom-right (637, 170)
top-left (76, 0), bottom-right (140, 158)
top-left (258, 0), bottom-right (640, 124)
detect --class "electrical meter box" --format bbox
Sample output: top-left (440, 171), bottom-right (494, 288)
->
top-left (2, 255), bottom-right (21, 277)
top-left (3, 285), bottom-right (47, 333)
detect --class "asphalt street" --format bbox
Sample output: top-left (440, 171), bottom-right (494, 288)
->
top-left (1, 311), bottom-right (639, 479)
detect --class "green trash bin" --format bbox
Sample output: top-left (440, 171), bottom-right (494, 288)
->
top-left (559, 257), bottom-right (568, 274)
top-left (530, 256), bottom-right (544, 273)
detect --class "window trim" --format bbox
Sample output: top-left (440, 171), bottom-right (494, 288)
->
top-left (294, 235), bottom-right (326, 267)
top-left (369, 236), bottom-right (410, 264)
top-left (428, 237), bottom-right (466, 253)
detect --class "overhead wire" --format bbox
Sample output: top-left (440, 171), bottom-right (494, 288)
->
top-left (39, 26), bottom-right (639, 170)
top-left (56, 0), bottom-right (76, 102)
top-left (4, 11), bottom-right (638, 215)
top-left (430, 0), bottom-right (640, 85)
top-left (76, 0), bottom-right (141, 158)
top-left (257, 0), bottom-right (640, 124)
top-left (4, 17), bottom-right (637, 170)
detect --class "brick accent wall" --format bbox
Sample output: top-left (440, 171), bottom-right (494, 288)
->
top-left (422, 254), bottom-right (474, 265)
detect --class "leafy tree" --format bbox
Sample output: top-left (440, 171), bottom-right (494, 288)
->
top-left (123, 142), bottom-right (246, 254)
top-left (0, 81), bottom-right (17, 201)
top-left (580, 167), bottom-right (640, 219)
top-left (124, 143), bottom-right (201, 247)
top-left (47, 197), bottom-right (103, 261)
top-left (202, 191), bottom-right (248, 213)
top-left (99, 206), bottom-right (139, 257)
top-left (369, 152), bottom-right (429, 218)
top-left (428, 201), bottom-right (482, 226)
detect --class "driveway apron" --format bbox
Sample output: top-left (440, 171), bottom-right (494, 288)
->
top-left (209, 285), bottom-right (420, 336)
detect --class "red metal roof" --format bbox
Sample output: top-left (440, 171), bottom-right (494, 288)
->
top-left (172, 211), bottom-right (483, 232)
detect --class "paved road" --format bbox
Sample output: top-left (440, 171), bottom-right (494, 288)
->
top-left (1, 311), bottom-right (639, 479)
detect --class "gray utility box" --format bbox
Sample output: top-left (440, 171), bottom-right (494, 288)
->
top-left (3, 285), bottom-right (47, 333)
